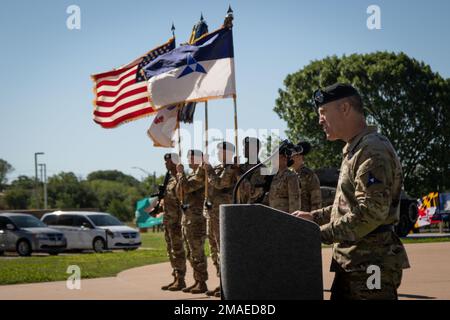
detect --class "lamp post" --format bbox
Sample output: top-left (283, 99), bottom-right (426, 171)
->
top-left (34, 152), bottom-right (44, 208)
top-left (132, 167), bottom-right (157, 193)
top-left (39, 163), bottom-right (48, 209)
top-left (34, 152), bottom-right (44, 183)
top-left (131, 166), bottom-right (152, 177)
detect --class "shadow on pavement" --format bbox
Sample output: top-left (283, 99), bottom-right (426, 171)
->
top-left (324, 289), bottom-right (436, 300)
top-left (398, 293), bottom-right (436, 300)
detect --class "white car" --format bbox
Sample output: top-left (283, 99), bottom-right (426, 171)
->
top-left (41, 211), bottom-right (141, 252)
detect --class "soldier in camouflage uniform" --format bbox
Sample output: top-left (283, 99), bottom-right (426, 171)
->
top-left (203, 141), bottom-right (238, 297)
top-left (161, 153), bottom-right (187, 291)
top-left (290, 142), bottom-right (322, 211)
top-left (268, 146), bottom-right (301, 213)
top-left (293, 83), bottom-right (410, 300)
top-left (238, 137), bottom-right (267, 204)
top-left (176, 150), bottom-right (209, 294)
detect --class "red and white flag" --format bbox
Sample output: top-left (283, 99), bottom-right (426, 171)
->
top-left (147, 105), bottom-right (180, 147)
top-left (91, 38), bottom-right (175, 129)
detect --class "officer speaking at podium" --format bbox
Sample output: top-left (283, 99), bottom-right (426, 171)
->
top-left (292, 83), bottom-right (410, 300)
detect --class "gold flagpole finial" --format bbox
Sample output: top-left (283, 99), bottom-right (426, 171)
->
top-left (224, 5), bottom-right (234, 28)
top-left (171, 22), bottom-right (176, 38)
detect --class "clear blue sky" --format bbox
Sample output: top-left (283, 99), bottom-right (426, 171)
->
top-left (1, 0), bottom-right (449, 181)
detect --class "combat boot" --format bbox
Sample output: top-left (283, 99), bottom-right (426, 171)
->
top-left (182, 281), bottom-right (198, 293)
top-left (161, 276), bottom-right (176, 290)
top-left (190, 281), bottom-right (208, 294)
top-left (168, 277), bottom-right (186, 291)
top-left (206, 286), bottom-right (220, 297)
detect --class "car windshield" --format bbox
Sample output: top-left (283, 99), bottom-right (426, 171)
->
top-left (9, 215), bottom-right (47, 229)
top-left (87, 214), bottom-right (124, 227)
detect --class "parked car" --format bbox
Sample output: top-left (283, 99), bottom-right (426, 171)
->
top-left (394, 191), bottom-right (419, 237)
top-left (41, 211), bottom-right (141, 252)
top-left (316, 168), bottom-right (418, 237)
top-left (0, 213), bottom-right (67, 256)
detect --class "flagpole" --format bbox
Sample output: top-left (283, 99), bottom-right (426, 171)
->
top-left (233, 96), bottom-right (239, 162)
top-left (204, 101), bottom-right (212, 237)
top-left (176, 110), bottom-right (186, 209)
top-left (232, 95), bottom-right (241, 206)
top-left (170, 22), bottom-right (180, 165)
top-left (177, 112), bottom-right (182, 160)
top-left (224, 6), bottom-right (238, 162)
top-left (204, 101), bottom-right (209, 202)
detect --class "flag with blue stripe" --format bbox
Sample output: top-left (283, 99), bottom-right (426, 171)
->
top-left (143, 27), bottom-right (236, 109)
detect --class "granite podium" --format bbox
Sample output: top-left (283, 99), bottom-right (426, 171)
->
top-left (220, 204), bottom-right (323, 300)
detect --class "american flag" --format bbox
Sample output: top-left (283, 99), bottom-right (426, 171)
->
top-left (91, 38), bottom-right (175, 128)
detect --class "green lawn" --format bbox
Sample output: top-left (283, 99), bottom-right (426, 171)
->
top-left (0, 232), bottom-right (169, 285)
top-left (401, 237), bottom-right (450, 244)
top-left (0, 231), bottom-right (449, 286)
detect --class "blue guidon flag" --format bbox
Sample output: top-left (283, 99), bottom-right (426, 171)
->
top-left (143, 27), bottom-right (236, 109)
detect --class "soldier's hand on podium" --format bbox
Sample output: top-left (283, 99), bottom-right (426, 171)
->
top-left (176, 164), bottom-right (184, 173)
top-left (291, 211), bottom-right (314, 221)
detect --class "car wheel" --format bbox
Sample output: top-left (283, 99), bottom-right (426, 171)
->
top-left (48, 251), bottom-right (60, 256)
top-left (16, 240), bottom-right (32, 257)
top-left (395, 214), bottom-right (411, 238)
top-left (0, 251), bottom-right (4, 256)
top-left (408, 202), bottom-right (418, 225)
top-left (93, 237), bottom-right (106, 253)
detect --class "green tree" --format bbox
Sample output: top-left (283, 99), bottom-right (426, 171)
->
top-left (3, 188), bottom-right (31, 209)
top-left (87, 170), bottom-right (139, 187)
top-left (0, 159), bottom-right (14, 191)
top-left (139, 174), bottom-right (165, 197)
top-left (275, 52), bottom-right (450, 197)
top-left (47, 172), bottom-right (98, 209)
top-left (10, 176), bottom-right (35, 189)
top-left (3, 176), bottom-right (35, 209)
top-left (88, 180), bottom-right (140, 222)
top-left (107, 198), bottom-right (131, 222)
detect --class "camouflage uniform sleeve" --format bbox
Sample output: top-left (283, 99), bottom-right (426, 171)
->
top-left (320, 154), bottom-right (393, 244)
top-left (238, 178), bottom-right (251, 204)
top-left (311, 205), bottom-right (332, 226)
top-left (288, 174), bottom-right (301, 213)
top-left (177, 169), bottom-right (204, 194)
top-left (309, 173), bottom-right (322, 211)
top-left (208, 165), bottom-right (236, 190)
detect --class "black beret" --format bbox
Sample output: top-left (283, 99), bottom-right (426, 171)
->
top-left (292, 141), bottom-right (311, 156)
top-left (164, 153), bottom-right (180, 163)
top-left (217, 141), bottom-right (235, 152)
top-left (187, 149), bottom-right (203, 157)
top-left (278, 141), bottom-right (295, 157)
top-left (313, 83), bottom-right (360, 108)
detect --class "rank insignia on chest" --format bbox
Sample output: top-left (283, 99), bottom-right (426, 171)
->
top-left (367, 171), bottom-right (382, 187)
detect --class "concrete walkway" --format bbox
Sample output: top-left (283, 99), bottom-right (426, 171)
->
top-left (0, 242), bottom-right (449, 300)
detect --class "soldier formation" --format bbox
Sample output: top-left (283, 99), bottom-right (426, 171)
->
top-left (158, 135), bottom-right (322, 298)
